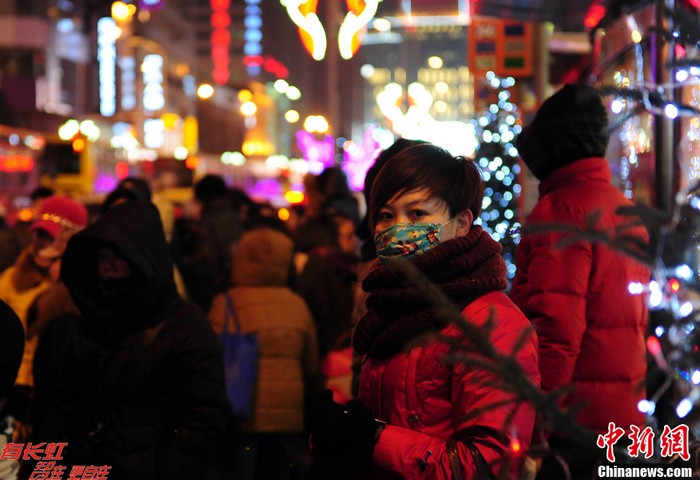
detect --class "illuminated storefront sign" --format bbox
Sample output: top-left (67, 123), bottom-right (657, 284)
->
top-left (143, 118), bottom-right (165, 149)
top-left (97, 17), bottom-right (119, 117)
top-left (119, 56), bottom-right (136, 110)
top-left (468, 17), bottom-right (532, 77)
top-left (142, 54), bottom-right (165, 112)
top-left (0, 155), bottom-right (34, 172)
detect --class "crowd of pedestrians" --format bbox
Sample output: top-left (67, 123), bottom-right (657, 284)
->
top-left (0, 84), bottom-right (653, 479)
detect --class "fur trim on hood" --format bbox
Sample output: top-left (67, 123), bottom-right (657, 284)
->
top-left (232, 228), bottom-right (293, 287)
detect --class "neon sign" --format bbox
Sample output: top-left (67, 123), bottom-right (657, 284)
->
top-left (338, 0), bottom-right (380, 59)
top-left (280, 0), bottom-right (379, 61)
top-left (244, 0), bottom-right (263, 76)
top-left (280, 0), bottom-right (326, 60)
top-left (342, 128), bottom-right (381, 190)
top-left (296, 130), bottom-right (334, 171)
top-left (211, 0), bottom-right (231, 84)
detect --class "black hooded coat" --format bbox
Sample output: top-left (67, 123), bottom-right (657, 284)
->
top-left (39, 200), bottom-right (229, 479)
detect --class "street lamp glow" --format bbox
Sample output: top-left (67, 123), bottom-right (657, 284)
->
top-left (428, 56), bottom-right (444, 69)
top-left (197, 83), bottom-right (214, 99)
top-left (360, 64), bottom-right (375, 79)
top-left (285, 110), bottom-right (300, 123)
top-left (274, 79), bottom-right (289, 94)
top-left (286, 86), bottom-right (301, 101)
top-left (241, 101), bottom-right (257, 116)
top-left (238, 89), bottom-right (253, 102)
top-left (174, 146), bottom-right (189, 160)
top-left (435, 81), bottom-right (449, 95)
top-left (304, 115), bottom-right (329, 133)
top-left (58, 119), bottom-right (80, 141)
top-left (79, 119), bottom-right (101, 142)
top-left (434, 100), bottom-right (448, 113)
top-left (111, 1), bottom-right (134, 22)
top-left (373, 18), bottom-right (391, 32)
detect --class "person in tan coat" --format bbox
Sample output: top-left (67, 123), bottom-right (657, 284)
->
top-left (208, 227), bottom-right (320, 480)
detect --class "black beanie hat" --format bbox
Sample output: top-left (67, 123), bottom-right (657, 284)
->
top-left (516, 84), bottom-right (609, 180)
top-left (194, 174), bottom-right (227, 203)
top-left (101, 177), bottom-right (152, 213)
top-left (0, 299), bottom-right (24, 398)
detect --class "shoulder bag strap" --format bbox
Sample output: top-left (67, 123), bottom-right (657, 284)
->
top-left (223, 292), bottom-right (241, 333)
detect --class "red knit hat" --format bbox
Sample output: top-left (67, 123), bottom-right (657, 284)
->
top-left (31, 195), bottom-right (88, 238)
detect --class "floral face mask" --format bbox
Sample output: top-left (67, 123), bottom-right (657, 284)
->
top-left (374, 219), bottom-right (452, 262)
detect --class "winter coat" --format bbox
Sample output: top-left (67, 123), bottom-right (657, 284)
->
top-left (40, 200), bottom-right (230, 480)
top-left (293, 247), bottom-right (356, 357)
top-left (0, 248), bottom-right (52, 386)
top-left (178, 197), bottom-right (244, 310)
top-left (208, 228), bottom-right (320, 434)
top-left (510, 157), bottom-right (650, 435)
top-left (17, 281), bottom-right (79, 389)
top-left (358, 291), bottom-right (539, 479)
top-left (351, 228), bottom-right (539, 479)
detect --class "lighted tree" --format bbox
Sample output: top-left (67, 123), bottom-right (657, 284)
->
top-left (472, 72), bottom-right (522, 281)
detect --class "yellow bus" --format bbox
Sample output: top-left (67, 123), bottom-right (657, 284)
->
top-left (40, 133), bottom-right (94, 197)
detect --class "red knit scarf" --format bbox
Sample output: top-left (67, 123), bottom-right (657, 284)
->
top-left (352, 225), bottom-right (507, 358)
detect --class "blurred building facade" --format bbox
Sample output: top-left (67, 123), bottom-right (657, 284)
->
top-left (0, 0), bottom-right (603, 202)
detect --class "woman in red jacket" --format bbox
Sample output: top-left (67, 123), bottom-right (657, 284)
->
top-left (308, 143), bottom-right (540, 479)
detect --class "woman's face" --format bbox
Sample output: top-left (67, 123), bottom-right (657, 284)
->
top-left (375, 188), bottom-right (471, 242)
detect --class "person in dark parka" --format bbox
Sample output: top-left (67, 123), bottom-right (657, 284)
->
top-left (0, 299), bottom-right (24, 480)
top-left (36, 200), bottom-right (230, 480)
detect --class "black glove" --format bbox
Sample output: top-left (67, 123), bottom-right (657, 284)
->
top-left (308, 390), bottom-right (381, 472)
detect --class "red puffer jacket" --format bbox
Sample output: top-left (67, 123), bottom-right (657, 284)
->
top-left (511, 157), bottom-right (650, 436)
top-left (357, 291), bottom-right (539, 479)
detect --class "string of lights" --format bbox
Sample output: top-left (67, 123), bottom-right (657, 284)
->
top-left (473, 72), bottom-right (522, 281)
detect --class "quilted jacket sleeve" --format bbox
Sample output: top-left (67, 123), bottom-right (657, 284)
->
top-left (511, 205), bottom-right (592, 398)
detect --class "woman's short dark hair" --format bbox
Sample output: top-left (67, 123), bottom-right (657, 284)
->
top-left (369, 144), bottom-right (484, 230)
